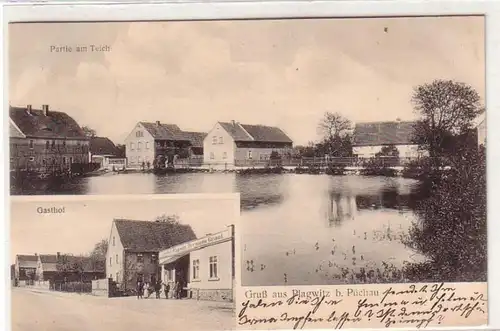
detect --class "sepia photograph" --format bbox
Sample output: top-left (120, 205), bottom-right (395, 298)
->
top-left (10, 194), bottom-right (238, 331)
top-left (8, 14), bottom-right (486, 297)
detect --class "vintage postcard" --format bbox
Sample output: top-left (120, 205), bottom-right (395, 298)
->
top-left (7, 15), bottom-right (487, 330)
top-left (10, 194), bottom-right (238, 331)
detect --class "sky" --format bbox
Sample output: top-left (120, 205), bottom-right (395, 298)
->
top-left (8, 16), bottom-right (485, 145)
top-left (10, 195), bottom-right (238, 263)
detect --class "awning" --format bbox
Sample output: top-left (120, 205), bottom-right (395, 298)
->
top-left (160, 252), bottom-right (190, 265)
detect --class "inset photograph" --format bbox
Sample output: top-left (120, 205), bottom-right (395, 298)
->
top-left (10, 194), bottom-right (238, 331)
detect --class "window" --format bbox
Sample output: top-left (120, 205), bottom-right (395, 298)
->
top-left (109, 257), bottom-right (112, 266)
top-left (112, 237), bottom-right (115, 246)
top-left (137, 254), bottom-right (144, 263)
top-left (115, 254), bottom-right (118, 264)
top-left (212, 136), bottom-right (217, 144)
top-left (137, 142), bottom-right (142, 151)
top-left (210, 152), bottom-right (215, 160)
top-left (165, 269), bottom-right (173, 281)
top-left (136, 131), bottom-right (143, 138)
top-left (130, 142), bottom-right (135, 151)
top-left (223, 152), bottom-right (227, 159)
top-left (192, 259), bottom-right (200, 280)
top-left (46, 141), bottom-right (50, 149)
top-left (145, 142), bottom-right (149, 149)
top-left (28, 157), bottom-right (35, 162)
top-left (247, 150), bottom-right (253, 160)
top-left (209, 256), bottom-right (218, 279)
top-left (219, 136), bottom-right (223, 144)
top-left (29, 140), bottom-right (34, 149)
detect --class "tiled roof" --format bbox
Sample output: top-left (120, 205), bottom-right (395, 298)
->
top-left (140, 122), bottom-right (187, 141)
top-left (219, 122), bottom-right (253, 142)
top-left (240, 124), bottom-right (293, 143)
top-left (90, 137), bottom-right (120, 156)
top-left (16, 255), bottom-right (38, 269)
top-left (39, 254), bottom-right (58, 272)
top-left (353, 121), bottom-right (418, 146)
top-left (181, 131), bottom-right (207, 148)
top-left (114, 219), bottom-right (197, 253)
top-left (219, 122), bottom-right (293, 143)
top-left (9, 106), bottom-right (87, 139)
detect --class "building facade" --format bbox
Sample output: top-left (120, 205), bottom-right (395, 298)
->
top-left (9, 105), bottom-right (90, 174)
top-left (203, 121), bottom-right (293, 169)
top-left (89, 137), bottom-right (127, 170)
top-left (159, 226), bottom-right (235, 302)
top-left (352, 120), bottom-right (426, 158)
top-left (36, 253), bottom-right (104, 283)
top-left (106, 219), bottom-right (197, 293)
top-left (14, 254), bottom-right (38, 285)
top-left (124, 121), bottom-right (206, 169)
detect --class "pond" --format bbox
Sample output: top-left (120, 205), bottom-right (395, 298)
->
top-left (13, 172), bottom-right (427, 286)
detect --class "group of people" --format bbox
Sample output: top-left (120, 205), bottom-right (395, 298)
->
top-left (136, 279), bottom-right (182, 300)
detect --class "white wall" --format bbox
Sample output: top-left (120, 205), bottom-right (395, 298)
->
top-left (203, 123), bottom-right (236, 167)
top-left (124, 123), bottom-right (155, 168)
top-left (478, 119), bottom-right (486, 146)
top-left (353, 144), bottom-right (426, 158)
top-left (189, 240), bottom-right (232, 290)
top-left (106, 222), bottom-right (125, 283)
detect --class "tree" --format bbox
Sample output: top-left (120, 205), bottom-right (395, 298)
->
top-left (317, 112), bottom-right (353, 157)
top-left (375, 145), bottom-right (400, 157)
top-left (154, 214), bottom-right (181, 225)
top-left (88, 239), bottom-right (107, 272)
top-left (82, 126), bottom-right (97, 138)
top-left (411, 80), bottom-right (483, 158)
top-left (116, 144), bottom-right (126, 158)
top-left (407, 147), bottom-right (486, 282)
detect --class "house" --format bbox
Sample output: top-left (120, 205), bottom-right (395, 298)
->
top-left (89, 137), bottom-right (127, 170)
top-left (36, 253), bottom-right (105, 283)
top-left (203, 121), bottom-right (293, 168)
top-left (124, 121), bottom-right (207, 168)
top-left (352, 120), bottom-right (425, 158)
top-left (474, 112), bottom-right (486, 147)
top-left (106, 219), bottom-right (197, 293)
top-left (14, 254), bottom-right (38, 285)
top-left (9, 105), bottom-right (90, 174)
top-left (159, 225), bottom-right (235, 302)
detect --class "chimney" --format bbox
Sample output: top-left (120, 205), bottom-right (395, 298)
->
top-left (34, 253), bottom-right (37, 256)
top-left (231, 120), bottom-right (236, 126)
top-left (26, 104), bottom-right (32, 114)
top-left (156, 120), bottom-right (161, 126)
top-left (42, 105), bottom-right (49, 116)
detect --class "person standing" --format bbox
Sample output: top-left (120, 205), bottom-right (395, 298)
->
top-left (163, 282), bottom-right (170, 299)
top-left (175, 281), bottom-right (182, 299)
top-left (155, 280), bottom-right (161, 299)
top-left (136, 280), bottom-right (143, 299)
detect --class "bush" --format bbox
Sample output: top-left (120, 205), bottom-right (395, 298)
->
top-left (359, 158), bottom-right (397, 177)
top-left (407, 148), bottom-right (486, 282)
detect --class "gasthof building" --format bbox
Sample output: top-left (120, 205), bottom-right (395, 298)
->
top-left (159, 225), bottom-right (235, 302)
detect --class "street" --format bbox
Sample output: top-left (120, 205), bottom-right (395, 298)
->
top-left (11, 287), bottom-right (235, 331)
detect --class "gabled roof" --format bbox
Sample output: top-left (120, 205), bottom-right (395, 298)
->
top-left (9, 106), bottom-right (87, 139)
top-left (353, 121), bottom-right (418, 147)
top-left (114, 219), bottom-right (197, 253)
top-left (16, 255), bottom-right (38, 268)
top-left (218, 121), bottom-right (293, 143)
top-left (240, 124), bottom-right (293, 143)
top-left (140, 122), bottom-right (188, 141)
top-left (39, 254), bottom-right (58, 272)
top-left (181, 131), bottom-right (207, 148)
top-left (90, 137), bottom-right (120, 156)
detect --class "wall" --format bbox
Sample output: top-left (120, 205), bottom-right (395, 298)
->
top-left (353, 144), bottom-right (426, 158)
top-left (188, 240), bottom-right (233, 301)
top-left (92, 156), bottom-right (127, 170)
top-left (92, 279), bottom-right (110, 297)
top-left (234, 147), bottom-right (292, 165)
top-left (10, 137), bottom-right (89, 172)
top-left (203, 123), bottom-right (236, 167)
top-left (124, 123), bottom-right (155, 168)
top-left (123, 252), bottom-right (160, 291)
top-left (106, 222), bottom-right (125, 285)
top-left (478, 119), bottom-right (486, 146)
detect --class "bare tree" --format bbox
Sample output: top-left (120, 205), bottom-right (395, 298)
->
top-left (317, 112), bottom-right (352, 140)
top-left (411, 79), bottom-right (483, 157)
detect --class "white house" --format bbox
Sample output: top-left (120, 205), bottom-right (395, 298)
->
top-left (352, 120), bottom-right (425, 158)
top-left (203, 121), bottom-right (293, 169)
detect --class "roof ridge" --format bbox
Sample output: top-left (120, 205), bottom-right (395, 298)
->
top-left (236, 122), bottom-right (255, 141)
